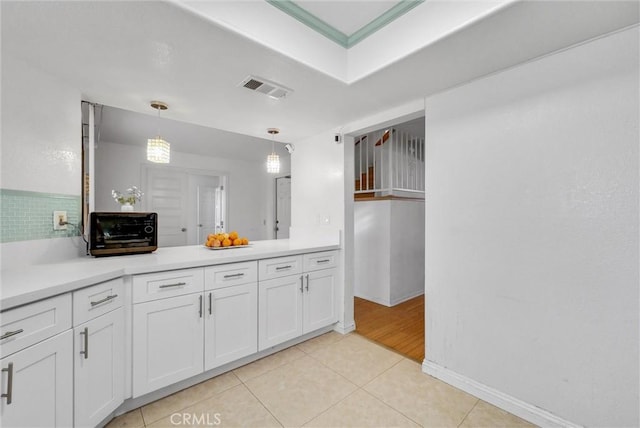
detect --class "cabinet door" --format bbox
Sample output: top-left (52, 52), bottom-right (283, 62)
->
top-left (132, 294), bottom-right (204, 397)
top-left (204, 284), bottom-right (257, 370)
top-left (303, 268), bottom-right (338, 333)
top-left (258, 276), bottom-right (303, 351)
top-left (0, 330), bottom-right (73, 428)
top-left (74, 308), bottom-right (124, 428)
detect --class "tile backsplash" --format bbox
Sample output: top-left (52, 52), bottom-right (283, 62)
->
top-left (0, 189), bottom-right (81, 243)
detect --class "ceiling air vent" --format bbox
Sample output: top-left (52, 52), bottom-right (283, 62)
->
top-left (239, 75), bottom-right (293, 100)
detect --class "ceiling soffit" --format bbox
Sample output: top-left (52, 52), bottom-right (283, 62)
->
top-left (266, 0), bottom-right (424, 48)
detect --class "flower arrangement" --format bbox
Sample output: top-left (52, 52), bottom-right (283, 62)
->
top-left (112, 186), bottom-right (143, 206)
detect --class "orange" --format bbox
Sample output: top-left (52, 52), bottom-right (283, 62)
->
top-left (229, 231), bottom-right (239, 241)
top-left (212, 239), bottom-right (221, 247)
top-left (207, 233), bottom-right (215, 240)
top-left (233, 238), bottom-right (242, 246)
top-left (241, 237), bottom-right (249, 245)
top-left (222, 238), bottom-right (232, 247)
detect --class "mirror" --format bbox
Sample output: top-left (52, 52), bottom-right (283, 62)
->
top-left (82, 103), bottom-right (291, 247)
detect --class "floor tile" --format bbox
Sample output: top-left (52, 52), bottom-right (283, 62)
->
top-left (141, 371), bottom-right (241, 424)
top-left (308, 334), bottom-right (404, 386)
top-left (295, 331), bottom-right (349, 355)
top-left (304, 388), bottom-right (420, 428)
top-left (105, 409), bottom-right (145, 428)
top-left (234, 346), bottom-right (306, 382)
top-left (245, 355), bottom-right (358, 427)
top-left (460, 400), bottom-right (537, 428)
top-left (146, 384), bottom-right (281, 428)
top-left (364, 359), bottom-right (478, 427)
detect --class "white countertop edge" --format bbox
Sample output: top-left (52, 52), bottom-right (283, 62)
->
top-left (1, 240), bottom-right (340, 312)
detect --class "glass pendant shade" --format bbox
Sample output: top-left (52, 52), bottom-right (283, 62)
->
top-left (266, 152), bottom-right (280, 173)
top-left (147, 137), bottom-right (170, 163)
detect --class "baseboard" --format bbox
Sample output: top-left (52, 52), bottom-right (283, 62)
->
top-left (334, 320), bottom-right (356, 334)
top-left (421, 360), bottom-right (583, 428)
top-left (390, 289), bottom-right (424, 306)
top-left (354, 292), bottom-right (391, 307)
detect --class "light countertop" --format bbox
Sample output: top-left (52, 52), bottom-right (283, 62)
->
top-left (0, 239), bottom-right (339, 311)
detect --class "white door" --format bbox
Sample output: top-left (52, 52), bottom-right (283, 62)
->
top-left (276, 177), bottom-right (291, 239)
top-left (145, 167), bottom-right (189, 247)
top-left (132, 294), bottom-right (204, 397)
top-left (0, 331), bottom-right (73, 428)
top-left (204, 284), bottom-right (257, 371)
top-left (258, 275), bottom-right (303, 351)
top-left (74, 308), bottom-right (124, 428)
top-left (189, 175), bottom-right (224, 245)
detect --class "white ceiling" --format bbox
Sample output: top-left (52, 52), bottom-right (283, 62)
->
top-left (2, 0), bottom-right (638, 155)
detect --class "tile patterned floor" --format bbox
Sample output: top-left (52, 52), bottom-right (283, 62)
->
top-left (107, 332), bottom-right (535, 428)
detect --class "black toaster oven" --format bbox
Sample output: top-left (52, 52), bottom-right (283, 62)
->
top-left (89, 212), bottom-right (157, 256)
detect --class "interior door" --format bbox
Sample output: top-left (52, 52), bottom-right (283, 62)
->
top-left (189, 174), bottom-right (223, 245)
top-left (145, 167), bottom-right (189, 247)
top-left (275, 176), bottom-right (291, 239)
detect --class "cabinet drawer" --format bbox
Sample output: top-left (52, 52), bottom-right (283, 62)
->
top-left (258, 255), bottom-right (303, 281)
top-left (204, 261), bottom-right (257, 290)
top-left (132, 268), bottom-right (204, 303)
top-left (73, 278), bottom-right (124, 326)
top-left (0, 293), bottom-right (72, 358)
top-left (303, 251), bottom-right (339, 272)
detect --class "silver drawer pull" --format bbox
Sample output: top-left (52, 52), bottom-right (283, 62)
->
top-left (2, 362), bottom-right (13, 405)
top-left (0, 329), bottom-right (24, 340)
top-left (316, 259), bottom-right (331, 264)
top-left (223, 273), bottom-right (244, 279)
top-left (90, 294), bottom-right (118, 307)
top-left (276, 265), bottom-right (292, 270)
top-left (80, 327), bottom-right (89, 359)
top-left (159, 282), bottom-right (187, 289)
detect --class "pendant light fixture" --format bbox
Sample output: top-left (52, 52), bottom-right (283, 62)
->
top-left (266, 128), bottom-right (280, 174)
top-left (147, 101), bottom-right (170, 163)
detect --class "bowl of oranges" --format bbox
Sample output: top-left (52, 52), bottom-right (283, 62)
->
top-left (204, 231), bottom-right (250, 250)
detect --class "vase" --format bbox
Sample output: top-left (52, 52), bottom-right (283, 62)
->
top-left (120, 202), bottom-right (134, 212)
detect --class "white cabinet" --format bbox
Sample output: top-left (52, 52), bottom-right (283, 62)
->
top-left (132, 292), bottom-right (204, 398)
top-left (258, 274), bottom-right (304, 350)
top-left (0, 295), bottom-right (73, 428)
top-left (258, 251), bottom-right (338, 351)
top-left (204, 284), bottom-right (257, 370)
top-left (73, 278), bottom-right (125, 428)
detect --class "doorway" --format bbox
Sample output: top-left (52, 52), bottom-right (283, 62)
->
top-left (275, 175), bottom-right (291, 239)
top-left (144, 165), bottom-right (227, 247)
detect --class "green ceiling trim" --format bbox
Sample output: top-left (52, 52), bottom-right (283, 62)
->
top-left (266, 0), bottom-right (425, 49)
top-left (266, 0), bottom-right (349, 48)
top-left (347, 0), bottom-right (424, 47)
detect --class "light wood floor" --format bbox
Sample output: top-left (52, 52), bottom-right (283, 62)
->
top-left (354, 295), bottom-right (425, 362)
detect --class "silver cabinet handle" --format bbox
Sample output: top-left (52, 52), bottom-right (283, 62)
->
top-left (223, 273), bottom-right (244, 279)
top-left (300, 275), bottom-right (304, 293)
top-left (0, 329), bottom-right (24, 340)
top-left (2, 362), bottom-right (13, 405)
top-left (90, 294), bottom-right (118, 307)
top-left (199, 295), bottom-right (203, 318)
top-left (276, 265), bottom-right (292, 271)
top-left (159, 282), bottom-right (187, 289)
top-left (208, 292), bottom-right (212, 315)
top-left (80, 327), bottom-right (89, 359)
top-left (317, 259), bottom-right (331, 264)
top-left (305, 274), bottom-right (310, 291)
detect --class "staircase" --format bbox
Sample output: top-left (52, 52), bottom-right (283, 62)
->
top-left (355, 166), bottom-right (375, 199)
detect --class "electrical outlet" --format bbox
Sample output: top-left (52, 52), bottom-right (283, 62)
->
top-left (53, 211), bottom-right (68, 230)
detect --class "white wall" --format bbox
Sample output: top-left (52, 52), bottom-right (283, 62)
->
top-left (1, 55), bottom-right (86, 267)
top-left (290, 130), bottom-right (353, 332)
top-left (354, 199), bottom-right (425, 306)
top-left (95, 141), bottom-right (289, 241)
top-left (424, 27), bottom-right (638, 427)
